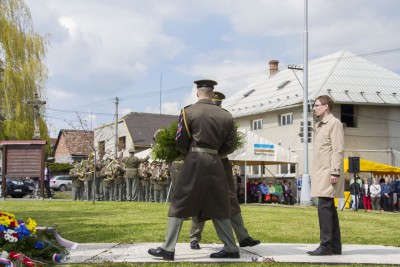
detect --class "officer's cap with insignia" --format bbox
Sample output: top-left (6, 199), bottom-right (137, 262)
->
top-left (194, 79), bottom-right (217, 90)
top-left (212, 91), bottom-right (225, 106)
top-left (128, 147), bottom-right (136, 153)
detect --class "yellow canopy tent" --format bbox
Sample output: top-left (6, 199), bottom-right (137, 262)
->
top-left (343, 158), bottom-right (400, 176)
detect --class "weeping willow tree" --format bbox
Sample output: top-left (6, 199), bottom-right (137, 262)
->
top-left (0, 0), bottom-right (49, 141)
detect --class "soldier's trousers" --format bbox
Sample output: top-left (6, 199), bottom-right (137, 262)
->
top-left (149, 185), bottom-right (154, 202)
top-left (126, 178), bottom-right (140, 201)
top-left (131, 178), bottom-right (140, 201)
top-left (115, 183), bottom-right (126, 201)
top-left (95, 178), bottom-right (104, 200)
top-left (160, 185), bottom-right (167, 203)
top-left (85, 180), bottom-right (94, 201)
top-left (161, 217), bottom-right (239, 253)
top-left (154, 189), bottom-right (162, 203)
top-left (189, 213), bottom-right (250, 243)
top-left (144, 185), bottom-right (150, 202)
top-left (72, 187), bottom-right (84, 201)
top-left (103, 186), bottom-right (114, 201)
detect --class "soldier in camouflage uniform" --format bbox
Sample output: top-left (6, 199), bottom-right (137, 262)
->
top-left (149, 79), bottom-right (239, 260)
top-left (123, 147), bottom-right (149, 201)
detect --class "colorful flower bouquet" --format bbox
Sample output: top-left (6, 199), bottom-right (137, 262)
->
top-left (0, 212), bottom-right (74, 266)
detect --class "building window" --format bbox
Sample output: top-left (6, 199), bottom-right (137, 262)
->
top-left (279, 113), bottom-right (293, 126)
top-left (252, 119), bottom-right (263, 130)
top-left (98, 141), bottom-right (105, 158)
top-left (280, 163), bottom-right (296, 174)
top-left (341, 104), bottom-right (357, 128)
top-left (251, 165), bottom-right (265, 175)
top-left (118, 136), bottom-right (126, 151)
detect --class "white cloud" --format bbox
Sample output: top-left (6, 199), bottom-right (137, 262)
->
top-left (47, 88), bottom-right (75, 101)
top-left (58, 16), bottom-right (78, 37)
top-left (23, 0), bottom-right (400, 135)
top-left (144, 101), bottom-right (180, 115)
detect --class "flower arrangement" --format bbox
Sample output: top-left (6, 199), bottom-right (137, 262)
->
top-left (0, 212), bottom-right (71, 266)
top-left (151, 121), bottom-right (246, 163)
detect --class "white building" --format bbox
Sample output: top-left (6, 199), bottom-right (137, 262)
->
top-left (223, 51), bottom-right (400, 180)
top-left (94, 112), bottom-right (178, 159)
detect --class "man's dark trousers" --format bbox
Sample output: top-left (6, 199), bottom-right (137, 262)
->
top-left (318, 197), bottom-right (341, 250)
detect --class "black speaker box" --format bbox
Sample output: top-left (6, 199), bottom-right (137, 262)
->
top-left (348, 157), bottom-right (360, 173)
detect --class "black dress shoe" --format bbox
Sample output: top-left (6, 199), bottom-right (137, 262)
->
top-left (148, 247), bottom-right (174, 260)
top-left (332, 248), bottom-right (342, 255)
top-left (190, 240), bottom-right (201, 250)
top-left (210, 250), bottom-right (240, 259)
top-left (307, 245), bottom-right (332, 256)
top-left (239, 236), bottom-right (261, 247)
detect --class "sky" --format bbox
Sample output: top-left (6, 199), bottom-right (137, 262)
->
top-left (24, 0), bottom-right (400, 137)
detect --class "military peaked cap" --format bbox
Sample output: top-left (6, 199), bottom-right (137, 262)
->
top-left (194, 79), bottom-right (217, 89)
top-left (212, 91), bottom-right (225, 102)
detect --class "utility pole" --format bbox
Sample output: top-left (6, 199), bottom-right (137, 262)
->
top-left (159, 73), bottom-right (162, 114)
top-left (27, 93), bottom-right (46, 140)
top-left (114, 97), bottom-right (119, 159)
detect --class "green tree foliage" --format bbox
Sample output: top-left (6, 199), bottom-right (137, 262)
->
top-left (0, 0), bottom-right (49, 143)
top-left (47, 162), bottom-right (74, 174)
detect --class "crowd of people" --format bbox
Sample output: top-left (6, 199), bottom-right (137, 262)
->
top-left (68, 154), bottom-right (173, 202)
top-left (245, 179), bottom-right (295, 205)
top-left (349, 175), bottom-right (400, 212)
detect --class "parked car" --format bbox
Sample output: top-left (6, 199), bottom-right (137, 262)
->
top-left (0, 178), bottom-right (34, 198)
top-left (50, 175), bottom-right (72, 191)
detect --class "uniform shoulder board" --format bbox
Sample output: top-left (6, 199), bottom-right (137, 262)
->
top-left (221, 107), bottom-right (230, 113)
top-left (182, 104), bottom-right (192, 110)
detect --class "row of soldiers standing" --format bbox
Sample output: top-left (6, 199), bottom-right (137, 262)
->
top-left (69, 147), bottom-right (172, 202)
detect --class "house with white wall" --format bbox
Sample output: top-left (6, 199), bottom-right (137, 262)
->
top-left (94, 112), bottom-right (178, 159)
top-left (223, 51), bottom-right (400, 179)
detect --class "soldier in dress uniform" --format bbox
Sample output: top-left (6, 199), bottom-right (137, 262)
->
top-left (151, 162), bottom-right (163, 202)
top-left (115, 157), bottom-right (126, 201)
top-left (95, 159), bottom-right (106, 201)
top-left (188, 91), bottom-right (260, 250)
top-left (84, 154), bottom-right (95, 201)
top-left (70, 165), bottom-right (84, 201)
top-left (122, 147), bottom-right (149, 201)
top-left (160, 164), bottom-right (170, 203)
top-left (141, 161), bottom-right (152, 202)
top-left (148, 79), bottom-right (239, 260)
top-left (103, 158), bottom-right (116, 201)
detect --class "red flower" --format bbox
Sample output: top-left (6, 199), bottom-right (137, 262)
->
top-left (12, 233), bottom-right (19, 238)
top-left (22, 257), bottom-right (36, 267)
top-left (10, 221), bottom-right (16, 228)
top-left (9, 251), bottom-right (23, 260)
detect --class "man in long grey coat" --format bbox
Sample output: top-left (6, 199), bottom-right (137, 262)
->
top-left (148, 79), bottom-right (239, 260)
top-left (308, 95), bottom-right (344, 256)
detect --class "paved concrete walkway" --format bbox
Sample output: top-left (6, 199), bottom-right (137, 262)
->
top-left (67, 243), bottom-right (400, 264)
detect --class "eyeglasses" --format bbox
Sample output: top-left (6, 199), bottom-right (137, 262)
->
top-left (312, 104), bottom-right (326, 108)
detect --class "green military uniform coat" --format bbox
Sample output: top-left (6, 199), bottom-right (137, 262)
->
top-left (169, 99), bottom-right (236, 219)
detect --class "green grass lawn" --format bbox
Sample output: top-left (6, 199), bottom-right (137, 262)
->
top-left (2, 201), bottom-right (399, 266)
